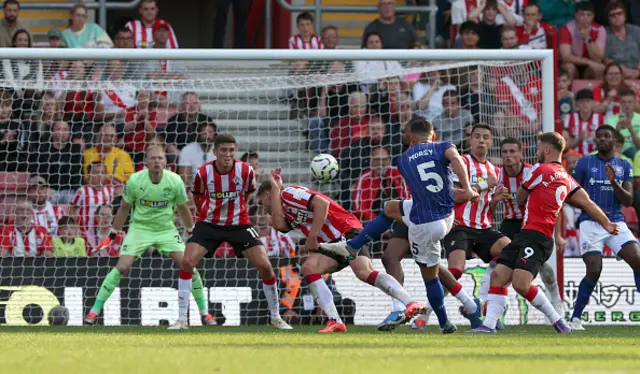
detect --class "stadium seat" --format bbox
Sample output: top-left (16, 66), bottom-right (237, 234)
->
top-left (0, 172), bottom-right (31, 195)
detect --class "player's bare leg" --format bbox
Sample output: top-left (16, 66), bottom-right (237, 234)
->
top-left (540, 261), bottom-right (564, 316)
top-left (169, 251), bottom-right (216, 326)
top-left (85, 255), bottom-right (136, 325)
top-left (300, 252), bottom-right (347, 333)
top-left (442, 249), bottom-right (484, 328)
top-left (511, 269), bottom-right (569, 333)
top-left (171, 242), bottom-right (208, 330)
top-left (243, 244), bottom-right (292, 330)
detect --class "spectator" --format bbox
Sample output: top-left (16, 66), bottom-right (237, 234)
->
top-left (289, 12), bottom-right (323, 49)
top-left (31, 121), bottom-right (83, 204)
top-left (212, 0), bottom-right (251, 48)
top-left (330, 91), bottom-right (370, 155)
top-left (158, 92), bottom-right (215, 157)
top-left (0, 0), bottom-right (26, 48)
top-left (0, 199), bottom-right (52, 257)
top-left (593, 62), bottom-right (637, 118)
top-left (351, 146), bottom-right (408, 222)
top-left (605, 1), bottom-right (640, 79)
top-left (24, 92), bottom-right (62, 147)
top-left (564, 89), bottom-right (604, 156)
top-left (353, 32), bottom-right (402, 91)
top-left (90, 204), bottom-right (124, 256)
top-left (370, 76), bottom-right (405, 120)
top-left (240, 151), bottom-right (261, 182)
top-left (500, 25), bottom-right (522, 49)
top-left (537, 0), bottom-right (575, 29)
top-left (110, 27), bottom-right (148, 80)
top-left (83, 124), bottom-right (134, 183)
top-left (28, 175), bottom-right (66, 237)
top-left (412, 69), bottom-right (456, 120)
top-left (559, 2), bottom-right (606, 79)
top-left (70, 163), bottom-right (114, 246)
top-left (112, 26), bottom-right (134, 49)
top-left (62, 3), bottom-right (113, 49)
top-left (61, 61), bottom-right (98, 139)
top-left (557, 67), bottom-right (575, 122)
top-left (469, 0), bottom-right (518, 49)
top-left (123, 90), bottom-right (158, 163)
top-left (1, 29), bottom-right (43, 110)
top-left (0, 91), bottom-right (26, 172)
top-left (305, 61), bottom-right (360, 154)
top-left (459, 67), bottom-right (483, 123)
top-left (362, 0), bottom-right (418, 49)
top-left (606, 88), bottom-right (640, 159)
top-left (142, 31), bottom-right (187, 102)
top-left (94, 60), bottom-right (136, 126)
top-left (177, 122), bottom-right (217, 186)
top-left (458, 21), bottom-right (480, 49)
top-left (432, 90), bottom-right (474, 149)
top-left (251, 205), bottom-right (296, 258)
top-left (126, 0), bottom-right (178, 49)
top-left (321, 25), bottom-right (339, 49)
top-left (517, 2), bottom-right (553, 49)
top-left (52, 216), bottom-right (86, 257)
top-left (47, 28), bottom-right (63, 48)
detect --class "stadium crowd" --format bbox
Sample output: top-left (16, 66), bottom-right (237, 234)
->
top-left (0, 0), bottom-right (638, 267)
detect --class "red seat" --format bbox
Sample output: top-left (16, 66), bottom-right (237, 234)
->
top-left (0, 172), bottom-right (30, 195)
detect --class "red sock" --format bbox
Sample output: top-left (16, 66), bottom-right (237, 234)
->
top-left (179, 270), bottom-right (192, 280)
top-left (525, 285), bottom-right (539, 302)
top-left (489, 286), bottom-right (508, 296)
top-left (449, 282), bottom-right (462, 296)
top-left (304, 273), bottom-right (322, 283)
top-left (262, 276), bottom-right (276, 285)
top-left (449, 267), bottom-right (463, 280)
top-left (367, 271), bottom-right (379, 286)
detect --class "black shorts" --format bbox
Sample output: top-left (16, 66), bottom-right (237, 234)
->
top-left (319, 228), bottom-right (370, 269)
top-left (496, 229), bottom-right (554, 277)
top-left (443, 226), bottom-right (505, 263)
top-left (390, 221), bottom-right (408, 239)
top-left (500, 219), bottom-right (523, 241)
top-left (188, 222), bottom-right (264, 258)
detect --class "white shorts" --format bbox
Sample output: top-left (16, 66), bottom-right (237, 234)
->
top-left (579, 220), bottom-right (638, 256)
top-left (401, 200), bottom-right (454, 267)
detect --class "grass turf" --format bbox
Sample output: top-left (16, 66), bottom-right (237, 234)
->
top-left (0, 325), bottom-right (638, 374)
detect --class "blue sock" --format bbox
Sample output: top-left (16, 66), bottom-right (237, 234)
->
top-left (634, 270), bottom-right (640, 292)
top-left (570, 277), bottom-right (597, 320)
top-left (347, 213), bottom-right (393, 250)
top-left (424, 277), bottom-right (448, 329)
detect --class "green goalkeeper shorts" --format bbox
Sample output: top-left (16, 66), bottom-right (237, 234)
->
top-left (120, 229), bottom-right (185, 258)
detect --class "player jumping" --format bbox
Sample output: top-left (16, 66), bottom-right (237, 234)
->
top-left (171, 133), bottom-right (291, 330)
top-left (468, 132), bottom-right (618, 334)
top-left (319, 117), bottom-right (481, 333)
top-left (258, 168), bottom-right (427, 333)
top-left (85, 145), bottom-right (215, 326)
top-left (569, 125), bottom-right (640, 330)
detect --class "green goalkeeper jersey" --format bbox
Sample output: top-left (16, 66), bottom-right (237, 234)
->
top-left (122, 169), bottom-right (189, 232)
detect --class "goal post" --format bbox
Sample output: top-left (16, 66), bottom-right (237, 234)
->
top-left (0, 48), bottom-right (565, 327)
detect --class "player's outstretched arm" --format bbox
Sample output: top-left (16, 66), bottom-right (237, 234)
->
top-left (268, 169), bottom-right (289, 232)
top-left (445, 147), bottom-right (472, 190)
top-left (93, 202), bottom-right (131, 253)
top-left (176, 203), bottom-right (195, 234)
top-left (566, 188), bottom-right (619, 235)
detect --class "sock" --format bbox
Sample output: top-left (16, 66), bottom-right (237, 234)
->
top-left (370, 271), bottom-right (413, 306)
top-left (178, 270), bottom-right (193, 321)
top-left (540, 262), bottom-right (562, 305)
top-left (634, 270), bottom-right (640, 292)
top-left (392, 298), bottom-right (406, 312)
top-left (306, 274), bottom-right (343, 323)
top-left (478, 261), bottom-right (496, 302)
top-left (347, 213), bottom-right (393, 250)
top-left (570, 276), bottom-right (596, 320)
top-left (449, 282), bottom-right (477, 313)
top-left (424, 277), bottom-right (448, 329)
top-left (262, 276), bottom-right (280, 318)
top-left (449, 267), bottom-right (463, 280)
top-left (191, 269), bottom-right (208, 316)
top-left (526, 285), bottom-right (561, 324)
top-left (90, 268), bottom-right (123, 314)
top-left (484, 286), bottom-right (507, 330)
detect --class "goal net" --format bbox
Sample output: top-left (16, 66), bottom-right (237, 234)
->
top-left (0, 48), bottom-right (557, 327)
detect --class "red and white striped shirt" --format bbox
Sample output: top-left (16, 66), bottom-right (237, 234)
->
top-left (32, 202), bottom-right (66, 237)
top-left (72, 186), bottom-right (114, 236)
top-left (262, 228), bottom-right (297, 257)
top-left (0, 225), bottom-right (52, 257)
top-left (288, 34), bottom-right (323, 49)
top-left (517, 22), bottom-right (551, 49)
top-left (126, 19), bottom-right (178, 49)
top-left (563, 112), bottom-right (604, 155)
top-left (192, 161), bottom-right (256, 226)
top-left (280, 185), bottom-right (363, 242)
top-left (498, 162), bottom-right (532, 220)
top-left (495, 75), bottom-right (542, 124)
top-left (454, 154), bottom-right (500, 229)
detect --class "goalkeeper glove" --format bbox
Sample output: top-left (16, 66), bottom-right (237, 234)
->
top-left (93, 228), bottom-right (119, 253)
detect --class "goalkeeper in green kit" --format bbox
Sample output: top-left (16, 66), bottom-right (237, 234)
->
top-left (84, 145), bottom-right (215, 326)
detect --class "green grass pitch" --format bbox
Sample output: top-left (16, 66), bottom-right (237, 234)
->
top-left (1, 325), bottom-right (639, 374)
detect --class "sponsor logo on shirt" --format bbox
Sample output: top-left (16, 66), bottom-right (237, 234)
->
top-left (139, 200), bottom-right (169, 208)
top-left (209, 191), bottom-right (241, 199)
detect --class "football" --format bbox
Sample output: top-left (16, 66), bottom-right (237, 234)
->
top-left (48, 305), bottom-right (70, 326)
top-left (310, 154), bottom-right (339, 182)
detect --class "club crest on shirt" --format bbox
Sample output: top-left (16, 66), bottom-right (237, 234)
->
top-left (233, 176), bottom-right (243, 188)
top-left (615, 166), bottom-right (624, 177)
top-left (163, 187), bottom-right (173, 198)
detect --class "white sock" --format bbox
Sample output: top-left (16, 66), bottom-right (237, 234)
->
top-left (479, 261), bottom-right (496, 302)
top-left (540, 262), bottom-right (562, 305)
top-left (484, 291), bottom-right (506, 330)
top-left (177, 276), bottom-right (192, 322)
top-left (529, 286), bottom-right (561, 324)
top-left (373, 272), bottom-right (413, 305)
top-left (392, 298), bottom-right (406, 312)
top-left (308, 279), bottom-right (343, 323)
top-left (451, 283), bottom-right (476, 313)
top-left (262, 280), bottom-right (281, 318)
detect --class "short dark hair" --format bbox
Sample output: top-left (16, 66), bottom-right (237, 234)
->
top-left (595, 124), bottom-right (617, 136)
top-left (500, 137), bottom-right (522, 150)
top-left (614, 129), bottom-right (626, 146)
top-left (196, 121), bottom-right (217, 135)
top-left (558, 67), bottom-right (570, 79)
top-left (241, 151), bottom-right (259, 163)
top-left (214, 133), bottom-right (237, 148)
top-left (88, 162), bottom-right (105, 174)
top-left (523, 2), bottom-right (541, 13)
top-left (3, 0), bottom-right (20, 9)
top-left (111, 26), bottom-right (132, 39)
top-left (471, 123), bottom-right (493, 136)
top-left (12, 29), bottom-right (32, 47)
top-left (442, 90), bottom-right (459, 101)
top-left (408, 117), bottom-right (434, 135)
top-left (257, 181), bottom-right (272, 197)
top-left (606, 0), bottom-right (626, 17)
top-left (619, 87), bottom-right (636, 98)
top-left (296, 12), bottom-right (314, 24)
top-left (362, 32), bottom-right (382, 48)
top-left (460, 21), bottom-right (479, 35)
top-left (321, 25), bottom-right (337, 34)
top-left (538, 132), bottom-right (566, 153)
top-left (58, 216), bottom-right (76, 227)
top-left (576, 1), bottom-right (595, 13)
